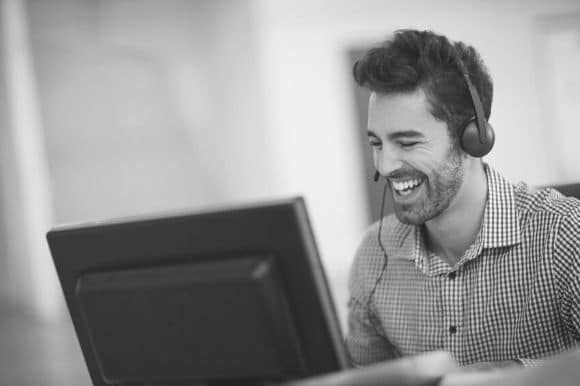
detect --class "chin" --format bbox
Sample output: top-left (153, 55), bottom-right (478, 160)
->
top-left (394, 204), bottom-right (443, 225)
top-left (394, 209), bottom-right (426, 225)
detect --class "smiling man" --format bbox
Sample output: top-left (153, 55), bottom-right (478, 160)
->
top-left (346, 29), bottom-right (580, 369)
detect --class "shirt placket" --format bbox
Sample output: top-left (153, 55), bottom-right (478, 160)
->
top-left (441, 268), bottom-right (463, 360)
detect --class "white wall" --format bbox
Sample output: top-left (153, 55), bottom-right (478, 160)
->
top-left (0, 0), bottom-right (59, 319)
top-left (29, 0), bottom-right (279, 225)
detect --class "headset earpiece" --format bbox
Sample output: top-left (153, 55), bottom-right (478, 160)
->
top-left (453, 47), bottom-right (495, 157)
top-left (460, 118), bottom-right (495, 157)
top-left (374, 171), bottom-right (380, 182)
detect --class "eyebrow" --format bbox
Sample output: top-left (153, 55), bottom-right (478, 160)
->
top-left (367, 130), bottom-right (425, 140)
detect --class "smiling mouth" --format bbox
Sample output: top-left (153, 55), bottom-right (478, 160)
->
top-left (390, 177), bottom-right (425, 197)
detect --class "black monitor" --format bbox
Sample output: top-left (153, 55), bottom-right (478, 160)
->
top-left (47, 197), bottom-right (349, 386)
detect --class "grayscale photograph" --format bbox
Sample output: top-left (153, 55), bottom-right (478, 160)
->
top-left (1, 1), bottom-right (580, 385)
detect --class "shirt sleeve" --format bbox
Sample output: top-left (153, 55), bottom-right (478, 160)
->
top-left (554, 209), bottom-right (580, 343)
top-left (345, 297), bottom-right (400, 366)
top-left (516, 358), bottom-right (546, 367)
top-left (344, 226), bottom-right (401, 366)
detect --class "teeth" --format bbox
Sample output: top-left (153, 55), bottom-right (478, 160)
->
top-left (392, 178), bottom-right (422, 192)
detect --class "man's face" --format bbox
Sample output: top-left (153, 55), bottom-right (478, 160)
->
top-left (367, 89), bottom-right (465, 225)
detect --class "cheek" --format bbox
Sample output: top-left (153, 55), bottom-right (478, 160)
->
top-left (406, 147), bottom-right (450, 175)
top-left (405, 157), bottom-right (437, 177)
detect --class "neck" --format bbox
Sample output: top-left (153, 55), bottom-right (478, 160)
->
top-left (424, 160), bottom-right (488, 267)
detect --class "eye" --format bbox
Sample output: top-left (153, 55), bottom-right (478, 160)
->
top-left (368, 139), bottom-right (382, 148)
top-left (399, 141), bottom-right (419, 148)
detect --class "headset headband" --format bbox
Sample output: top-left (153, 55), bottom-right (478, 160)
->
top-left (451, 49), bottom-right (488, 144)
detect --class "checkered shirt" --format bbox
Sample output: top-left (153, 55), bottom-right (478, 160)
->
top-left (346, 165), bottom-right (580, 367)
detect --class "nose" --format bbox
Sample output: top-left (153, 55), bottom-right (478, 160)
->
top-left (374, 144), bottom-right (403, 178)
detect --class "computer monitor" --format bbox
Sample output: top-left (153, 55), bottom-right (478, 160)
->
top-left (47, 197), bottom-right (349, 386)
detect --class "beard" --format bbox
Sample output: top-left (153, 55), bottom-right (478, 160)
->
top-left (392, 147), bottom-right (465, 225)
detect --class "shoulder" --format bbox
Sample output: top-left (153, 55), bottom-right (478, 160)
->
top-left (350, 218), bottom-right (384, 279)
top-left (551, 196), bottom-right (580, 254)
top-left (353, 214), bottom-right (413, 263)
top-left (545, 193), bottom-right (580, 296)
top-left (515, 183), bottom-right (580, 232)
top-left (516, 184), bottom-right (580, 272)
top-left (515, 183), bottom-right (580, 218)
top-left (349, 215), bottom-right (413, 291)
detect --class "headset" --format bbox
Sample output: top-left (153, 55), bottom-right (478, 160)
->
top-left (365, 45), bottom-right (495, 323)
top-left (452, 48), bottom-right (495, 158)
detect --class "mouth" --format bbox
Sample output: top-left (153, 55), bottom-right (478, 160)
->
top-left (390, 177), bottom-right (425, 198)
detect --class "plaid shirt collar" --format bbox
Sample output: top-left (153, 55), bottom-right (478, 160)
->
top-left (392, 164), bottom-right (521, 273)
top-left (480, 164), bottom-right (521, 248)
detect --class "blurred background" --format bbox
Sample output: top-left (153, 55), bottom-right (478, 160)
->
top-left (1, 0), bottom-right (579, 384)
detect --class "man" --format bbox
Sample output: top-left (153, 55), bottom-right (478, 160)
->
top-left (346, 29), bottom-right (580, 368)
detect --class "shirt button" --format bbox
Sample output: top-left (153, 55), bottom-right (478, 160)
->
top-left (448, 272), bottom-right (456, 280)
top-left (449, 325), bottom-right (457, 334)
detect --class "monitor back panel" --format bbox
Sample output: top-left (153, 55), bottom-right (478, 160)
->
top-left (47, 197), bottom-right (348, 385)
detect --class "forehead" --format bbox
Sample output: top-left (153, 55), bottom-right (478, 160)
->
top-left (367, 89), bottom-right (447, 139)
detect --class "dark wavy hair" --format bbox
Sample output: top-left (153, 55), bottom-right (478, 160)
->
top-left (353, 29), bottom-right (493, 144)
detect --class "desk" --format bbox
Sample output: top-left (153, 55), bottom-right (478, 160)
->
top-left (441, 349), bottom-right (580, 386)
top-left (282, 348), bottom-right (580, 386)
top-left (281, 351), bottom-right (456, 386)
